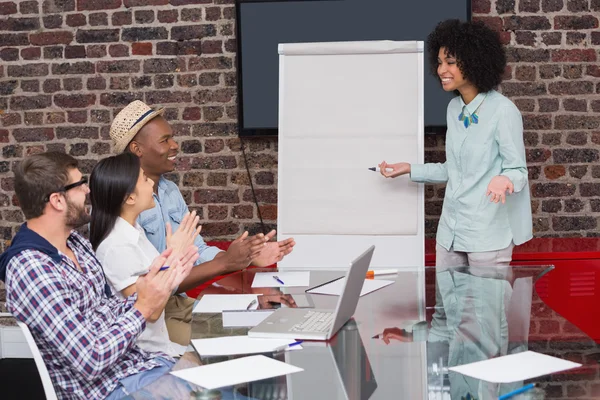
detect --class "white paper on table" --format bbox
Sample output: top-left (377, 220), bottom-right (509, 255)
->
top-left (191, 335), bottom-right (303, 357)
top-left (306, 278), bottom-right (394, 297)
top-left (251, 271), bottom-right (311, 287)
top-left (192, 294), bottom-right (258, 313)
top-left (222, 309), bottom-right (275, 327)
top-left (171, 354), bottom-right (303, 389)
top-left (448, 351), bottom-right (581, 383)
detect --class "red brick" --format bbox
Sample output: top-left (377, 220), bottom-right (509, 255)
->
top-left (54, 94), bottom-right (95, 108)
top-left (66, 13), bottom-right (86, 27)
top-left (132, 42), bottom-right (152, 55)
top-left (544, 165), bottom-right (566, 180)
top-left (157, 9), bottom-right (177, 23)
top-left (77, 0), bottom-right (121, 11)
top-left (0, 2), bottom-right (17, 15)
top-left (13, 127), bottom-right (54, 142)
top-left (552, 49), bottom-right (597, 62)
top-left (258, 205), bottom-right (277, 220)
top-left (112, 10), bottom-right (132, 25)
top-left (170, 0), bottom-right (211, 4)
top-left (201, 40), bottom-right (223, 54)
top-left (21, 47), bottom-right (41, 60)
top-left (183, 107), bottom-right (201, 120)
top-left (554, 15), bottom-right (599, 29)
top-left (208, 205), bottom-right (228, 220)
top-left (124, 0), bottom-right (168, 5)
top-left (30, 31), bottom-right (73, 46)
top-left (109, 44), bottom-right (129, 57)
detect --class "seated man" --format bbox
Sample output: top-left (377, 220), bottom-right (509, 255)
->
top-left (0, 152), bottom-right (190, 399)
top-left (109, 100), bottom-right (296, 343)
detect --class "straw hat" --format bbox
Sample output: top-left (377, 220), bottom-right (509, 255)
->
top-left (110, 100), bottom-right (164, 153)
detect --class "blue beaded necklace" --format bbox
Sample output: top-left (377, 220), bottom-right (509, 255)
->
top-left (458, 94), bottom-right (488, 128)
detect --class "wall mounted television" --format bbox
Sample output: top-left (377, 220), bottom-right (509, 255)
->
top-left (235, 0), bottom-right (472, 137)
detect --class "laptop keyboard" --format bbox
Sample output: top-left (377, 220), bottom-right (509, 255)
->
top-left (290, 311), bottom-right (334, 333)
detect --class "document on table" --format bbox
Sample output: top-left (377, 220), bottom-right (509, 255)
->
top-left (222, 309), bottom-right (275, 327)
top-left (171, 354), bottom-right (303, 389)
top-left (192, 294), bottom-right (258, 313)
top-left (448, 351), bottom-right (581, 383)
top-left (251, 271), bottom-right (311, 287)
top-left (306, 278), bottom-right (394, 296)
top-left (191, 335), bottom-right (303, 356)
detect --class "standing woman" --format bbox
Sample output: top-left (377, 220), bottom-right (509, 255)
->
top-left (380, 19), bottom-right (532, 268)
top-left (90, 152), bottom-right (201, 357)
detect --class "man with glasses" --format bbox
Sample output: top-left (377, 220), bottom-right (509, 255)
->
top-left (0, 152), bottom-right (188, 399)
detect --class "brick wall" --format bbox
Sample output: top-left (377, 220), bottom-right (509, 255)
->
top-left (0, 0), bottom-right (599, 253)
top-left (0, 0), bottom-right (279, 253)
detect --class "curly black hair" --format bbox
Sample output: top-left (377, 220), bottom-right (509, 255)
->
top-left (426, 19), bottom-right (506, 93)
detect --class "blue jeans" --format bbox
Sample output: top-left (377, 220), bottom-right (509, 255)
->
top-left (105, 357), bottom-right (175, 400)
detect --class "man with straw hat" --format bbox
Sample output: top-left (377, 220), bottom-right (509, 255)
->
top-left (110, 100), bottom-right (296, 343)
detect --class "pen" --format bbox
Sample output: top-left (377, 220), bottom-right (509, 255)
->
top-left (273, 275), bottom-right (285, 285)
top-left (133, 266), bottom-right (170, 276)
top-left (273, 340), bottom-right (304, 352)
top-left (366, 269), bottom-right (398, 278)
top-left (368, 167), bottom-right (393, 172)
top-left (246, 299), bottom-right (257, 310)
top-left (498, 383), bottom-right (537, 400)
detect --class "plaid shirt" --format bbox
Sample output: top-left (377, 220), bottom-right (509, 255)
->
top-left (5, 230), bottom-right (171, 399)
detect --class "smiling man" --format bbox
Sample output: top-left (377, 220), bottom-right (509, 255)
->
top-left (109, 101), bottom-right (295, 343)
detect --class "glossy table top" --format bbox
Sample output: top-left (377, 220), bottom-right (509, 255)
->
top-left (133, 264), bottom-right (600, 400)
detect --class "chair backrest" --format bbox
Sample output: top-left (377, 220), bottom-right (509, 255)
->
top-left (16, 322), bottom-right (58, 400)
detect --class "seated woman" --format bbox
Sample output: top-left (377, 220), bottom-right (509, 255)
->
top-left (90, 152), bottom-right (201, 357)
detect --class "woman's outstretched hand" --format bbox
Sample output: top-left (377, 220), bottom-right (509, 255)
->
top-left (378, 161), bottom-right (411, 178)
top-left (486, 175), bottom-right (514, 204)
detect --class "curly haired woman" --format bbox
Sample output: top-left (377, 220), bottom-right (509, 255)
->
top-left (379, 19), bottom-right (532, 268)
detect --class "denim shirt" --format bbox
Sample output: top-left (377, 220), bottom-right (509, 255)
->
top-left (411, 91), bottom-right (533, 253)
top-left (138, 177), bottom-right (222, 264)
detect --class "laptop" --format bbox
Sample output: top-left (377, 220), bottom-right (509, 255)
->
top-left (248, 245), bottom-right (375, 340)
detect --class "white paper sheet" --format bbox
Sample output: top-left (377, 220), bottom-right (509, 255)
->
top-left (251, 271), bottom-right (311, 287)
top-left (448, 351), bottom-right (581, 383)
top-left (191, 335), bottom-right (303, 356)
top-left (171, 354), bottom-right (304, 389)
top-left (192, 294), bottom-right (258, 314)
top-left (307, 278), bottom-right (394, 297)
top-left (222, 310), bottom-right (275, 327)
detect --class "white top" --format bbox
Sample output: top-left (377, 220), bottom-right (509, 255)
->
top-left (96, 217), bottom-right (186, 357)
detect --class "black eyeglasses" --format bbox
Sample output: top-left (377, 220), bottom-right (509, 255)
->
top-left (44, 176), bottom-right (88, 202)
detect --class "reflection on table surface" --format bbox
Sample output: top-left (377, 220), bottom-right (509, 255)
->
top-left (132, 265), bottom-right (600, 400)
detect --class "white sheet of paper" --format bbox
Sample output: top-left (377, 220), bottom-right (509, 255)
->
top-left (449, 351), bottom-right (581, 383)
top-left (171, 354), bottom-right (304, 389)
top-left (251, 271), bottom-right (311, 287)
top-left (222, 310), bottom-right (275, 327)
top-left (191, 335), bottom-right (302, 356)
top-left (307, 278), bottom-right (394, 296)
top-left (192, 294), bottom-right (258, 313)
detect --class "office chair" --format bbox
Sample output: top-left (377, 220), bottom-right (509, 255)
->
top-left (16, 322), bottom-right (58, 400)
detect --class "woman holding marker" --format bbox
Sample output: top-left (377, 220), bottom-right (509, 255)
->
top-left (379, 19), bottom-right (532, 267)
top-left (90, 153), bottom-right (200, 357)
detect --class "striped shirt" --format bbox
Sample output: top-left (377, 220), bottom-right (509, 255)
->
top-left (5, 230), bottom-right (171, 399)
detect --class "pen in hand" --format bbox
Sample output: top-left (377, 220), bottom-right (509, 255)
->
top-left (246, 299), bottom-right (257, 310)
top-left (273, 275), bottom-right (285, 285)
top-left (273, 340), bottom-right (303, 352)
top-left (133, 266), bottom-right (170, 277)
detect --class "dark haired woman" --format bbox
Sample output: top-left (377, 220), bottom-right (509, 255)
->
top-left (90, 153), bottom-right (201, 357)
top-left (379, 19), bottom-right (532, 267)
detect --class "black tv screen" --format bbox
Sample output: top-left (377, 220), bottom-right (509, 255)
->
top-left (236, 0), bottom-right (471, 137)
